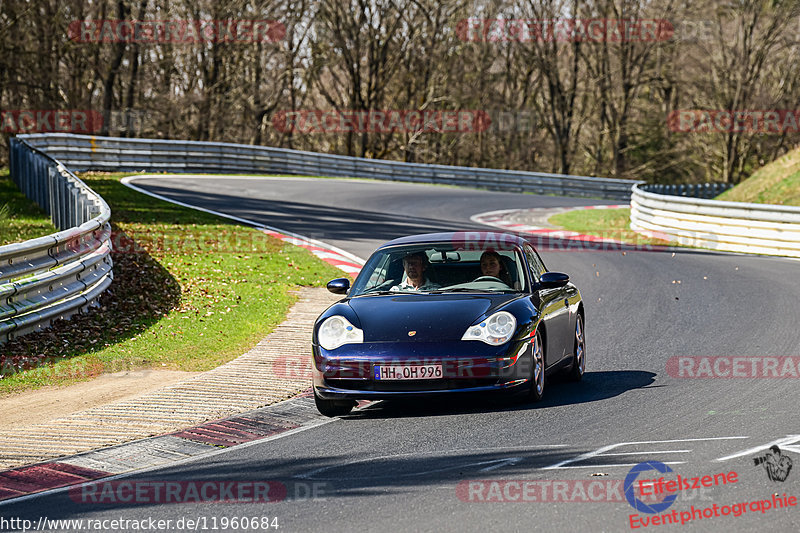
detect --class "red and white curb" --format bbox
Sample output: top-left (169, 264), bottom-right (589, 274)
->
top-left (0, 177), bottom-right (371, 505)
top-left (262, 231), bottom-right (362, 276)
top-left (0, 393), bottom-right (376, 505)
top-left (471, 205), bottom-right (647, 248)
top-left (121, 175), bottom-right (365, 276)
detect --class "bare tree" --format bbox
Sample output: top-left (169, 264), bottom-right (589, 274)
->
top-left (2, 0), bottom-right (800, 185)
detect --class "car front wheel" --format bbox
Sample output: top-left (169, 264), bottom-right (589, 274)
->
top-left (314, 390), bottom-right (356, 417)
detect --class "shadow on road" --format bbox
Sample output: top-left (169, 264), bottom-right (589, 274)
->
top-left (344, 370), bottom-right (657, 420)
top-left (138, 181), bottom-right (743, 260)
top-left (139, 182), bottom-right (473, 243)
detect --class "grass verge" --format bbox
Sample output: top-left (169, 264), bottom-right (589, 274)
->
top-left (548, 207), bottom-right (674, 247)
top-left (716, 147), bottom-right (800, 206)
top-left (0, 168), bottom-right (57, 245)
top-left (0, 172), bottom-right (344, 394)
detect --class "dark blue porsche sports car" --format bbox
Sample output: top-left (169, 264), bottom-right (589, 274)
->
top-left (311, 232), bottom-right (585, 416)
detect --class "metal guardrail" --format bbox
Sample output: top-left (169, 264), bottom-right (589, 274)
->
top-left (19, 133), bottom-right (641, 200)
top-left (630, 184), bottom-right (800, 258)
top-left (643, 183), bottom-right (733, 199)
top-left (1, 138), bottom-right (113, 344)
top-left (3, 132), bottom-right (640, 344)
top-left (4, 132), bottom-right (795, 346)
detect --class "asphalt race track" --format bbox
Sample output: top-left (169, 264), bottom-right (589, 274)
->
top-left (3, 176), bottom-right (800, 532)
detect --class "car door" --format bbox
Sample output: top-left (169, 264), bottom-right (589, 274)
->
top-left (524, 244), bottom-right (570, 363)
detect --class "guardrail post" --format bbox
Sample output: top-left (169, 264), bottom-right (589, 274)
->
top-left (51, 165), bottom-right (61, 228)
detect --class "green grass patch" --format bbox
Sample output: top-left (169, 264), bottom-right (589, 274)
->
top-left (548, 208), bottom-right (674, 247)
top-left (716, 147), bottom-right (800, 206)
top-left (0, 168), bottom-right (57, 245)
top-left (0, 172), bottom-right (344, 394)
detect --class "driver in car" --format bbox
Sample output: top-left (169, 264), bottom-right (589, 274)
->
top-left (391, 252), bottom-right (441, 291)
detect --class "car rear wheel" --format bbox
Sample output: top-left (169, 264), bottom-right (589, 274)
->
top-left (567, 313), bottom-right (586, 382)
top-left (314, 390), bottom-right (355, 417)
top-left (529, 330), bottom-right (545, 402)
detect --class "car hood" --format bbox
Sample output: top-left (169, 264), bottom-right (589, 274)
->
top-left (346, 293), bottom-right (522, 343)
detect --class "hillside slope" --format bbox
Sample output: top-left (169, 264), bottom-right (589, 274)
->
top-left (716, 147), bottom-right (800, 206)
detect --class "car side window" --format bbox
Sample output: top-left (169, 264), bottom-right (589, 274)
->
top-left (523, 245), bottom-right (542, 282)
top-left (533, 250), bottom-right (547, 275)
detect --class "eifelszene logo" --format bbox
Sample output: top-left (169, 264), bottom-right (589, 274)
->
top-left (753, 445), bottom-right (793, 482)
top-left (625, 461), bottom-right (678, 514)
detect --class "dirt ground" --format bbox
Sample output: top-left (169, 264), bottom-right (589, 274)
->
top-left (0, 370), bottom-right (199, 430)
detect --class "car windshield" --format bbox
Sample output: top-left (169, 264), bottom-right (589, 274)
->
top-left (349, 243), bottom-right (529, 296)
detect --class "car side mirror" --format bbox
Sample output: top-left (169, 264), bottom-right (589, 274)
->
top-left (327, 278), bottom-right (351, 294)
top-left (538, 271), bottom-right (569, 289)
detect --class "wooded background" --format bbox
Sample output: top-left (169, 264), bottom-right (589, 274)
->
top-left (2, 0), bottom-right (799, 184)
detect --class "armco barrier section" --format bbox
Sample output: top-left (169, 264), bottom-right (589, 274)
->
top-left (643, 182), bottom-right (733, 199)
top-left (630, 184), bottom-right (800, 258)
top-left (1, 138), bottom-right (113, 344)
top-left (19, 133), bottom-right (640, 200)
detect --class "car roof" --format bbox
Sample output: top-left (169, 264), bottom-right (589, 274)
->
top-left (377, 232), bottom-right (530, 249)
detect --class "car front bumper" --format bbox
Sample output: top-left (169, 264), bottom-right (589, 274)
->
top-left (312, 339), bottom-right (534, 400)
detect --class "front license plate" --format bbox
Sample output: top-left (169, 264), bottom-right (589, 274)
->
top-left (374, 364), bottom-right (443, 380)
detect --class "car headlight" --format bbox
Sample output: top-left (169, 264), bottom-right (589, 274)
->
top-left (461, 311), bottom-right (517, 345)
top-left (318, 315), bottom-right (364, 350)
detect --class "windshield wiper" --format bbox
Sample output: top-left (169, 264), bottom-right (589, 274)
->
top-left (429, 288), bottom-right (522, 294)
top-left (428, 288), bottom-right (486, 293)
top-left (358, 290), bottom-right (397, 296)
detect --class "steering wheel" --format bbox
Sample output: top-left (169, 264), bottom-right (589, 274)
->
top-left (472, 276), bottom-right (505, 284)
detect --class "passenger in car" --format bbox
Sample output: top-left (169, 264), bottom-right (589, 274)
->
top-left (479, 251), bottom-right (513, 286)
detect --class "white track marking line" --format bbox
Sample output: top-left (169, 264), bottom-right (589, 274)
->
top-left (542, 443), bottom-right (625, 470)
top-left (469, 208), bottom-right (522, 220)
top-left (543, 437), bottom-right (749, 470)
top-left (715, 435), bottom-right (800, 462)
top-left (601, 450), bottom-right (692, 456)
top-left (552, 462), bottom-right (686, 469)
top-left (120, 175), bottom-right (365, 267)
top-left (295, 445), bottom-right (568, 480)
top-left (120, 174), bottom-right (422, 184)
top-left (479, 457), bottom-right (523, 472)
